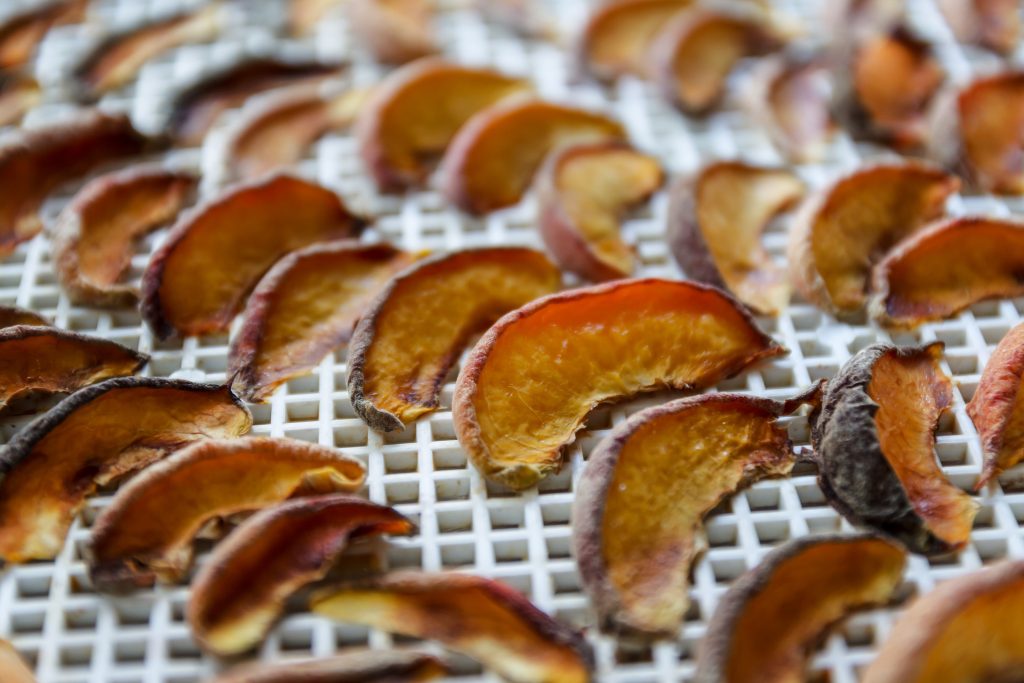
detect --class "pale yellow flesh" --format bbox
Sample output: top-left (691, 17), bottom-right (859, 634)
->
top-left (670, 19), bottom-right (751, 110)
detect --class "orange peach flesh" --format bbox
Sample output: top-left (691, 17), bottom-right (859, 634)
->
top-left (582, 0), bottom-right (694, 79)
top-left (0, 0), bottom-right (87, 70)
top-left (349, 0), bottom-right (435, 64)
top-left (665, 16), bottom-right (761, 112)
top-left (967, 324), bottom-right (1024, 487)
top-left (960, 75), bottom-right (1024, 194)
top-left (288, 0), bottom-right (342, 34)
top-left (0, 640), bottom-right (35, 683)
top-left (0, 74), bottom-right (39, 126)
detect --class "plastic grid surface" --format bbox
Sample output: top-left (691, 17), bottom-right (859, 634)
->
top-left (1, 0), bottom-right (1023, 681)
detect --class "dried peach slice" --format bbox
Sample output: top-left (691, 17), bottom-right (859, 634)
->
top-left (0, 639), bottom-right (35, 683)
top-left (476, 0), bottom-right (557, 40)
top-left (0, 305), bottom-right (48, 328)
top-left (288, 0), bottom-right (344, 34)
top-left (348, 248), bottom-right (561, 432)
top-left (440, 100), bottom-right (627, 215)
top-left (0, 0), bottom-right (87, 69)
top-left (51, 165), bottom-right (198, 308)
top-left (141, 173), bottom-right (366, 340)
top-left (863, 559), bottom-right (1024, 683)
top-left (356, 59), bottom-right (531, 191)
top-left (312, 572), bottom-right (594, 683)
top-left (212, 650), bottom-right (446, 683)
top-left (87, 438), bottom-right (367, 592)
top-left (695, 534), bottom-right (906, 683)
top-left (938, 0), bottom-right (1019, 55)
top-left (668, 161), bottom-right (804, 315)
top-left (810, 342), bottom-right (977, 555)
top-left (967, 323), bottom-right (1024, 488)
top-left (0, 377), bottom-right (251, 563)
top-left (0, 71), bottom-right (39, 126)
top-left (536, 141), bottom-right (663, 282)
top-left (189, 495), bottom-right (413, 656)
top-left (787, 162), bottom-right (958, 317)
top-left (453, 278), bottom-right (784, 489)
top-left (230, 241), bottom-right (416, 403)
top-left (348, 0), bottom-right (437, 65)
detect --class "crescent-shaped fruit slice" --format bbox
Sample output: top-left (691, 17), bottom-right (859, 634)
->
top-left (311, 572), bottom-right (594, 683)
top-left (51, 166), bottom-right (198, 308)
top-left (141, 173), bottom-right (366, 340)
top-left (937, 0), bottom-right (1019, 55)
top-left (453, 278), bottom-right (784, 490)
top-left (0, 377), bottom-right (251, 563)
top-left (810, 342), bottom-right (977, 555)
top-left (786, 162), bottom-right (958, 317)
top-left (229, 241), bottom-right (416, 403)
top-left (0, 71), bottom-right (40, 126)
top-left (0, 639), bottom-right (35, 683)
top-left (863, 559), bottom-right (1024, 683)
top-left (694, 534), bottom-right (906, 683)
top-left (0, 0), bottom-right (87, 69)
top-left (212, 650), bottom-right (446, 683)
top-left (356, 59), bottom-right (531, 191)
top-left (967, 323), bottom-right (1024, 488)
top-left (668, 161), bottom-right (804, 315)
top-left (0, 305), bottom-right (48, 328)
top-left (348, 248), bottom-right (561, 432)
top-left (574, 391), bottom-right (818, 638)
top-left (440, 100), bottom-right (627, 215)
top-left (348, 0), bottom-right (437, 65)
top-left (189, 495), bottom-right (413, 656)
top-left (536, 142), bottom-right (663, 282)
top-left (87, 438), bottom-right (367, 592)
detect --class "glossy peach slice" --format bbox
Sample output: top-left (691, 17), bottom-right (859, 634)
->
top-left (212, 650), bottom-right (446, 683)
top-left (348, 0), bottom-right (437, 65)
top-left (348, 248), bottom-right (560, 432)
top-left (0, 71), bottom-right (39, 126)
top-left (575, 0), bottom-right (694, 81)
top-left (0, 305), bottom-right (48, 328)
top-left (938, 0), bottom-right (1019, 55)
top-left (967, 323), bottom-right (1024, 488)
top-left (0, 0), bottom-right (87, 69)
top-left (453, 278), bottom-right (784, 489)
top-left (0, 639), bottom-right (34, 683)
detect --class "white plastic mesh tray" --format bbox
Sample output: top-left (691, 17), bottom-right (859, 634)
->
top-left (1, 0), bottom-right (1023, 681)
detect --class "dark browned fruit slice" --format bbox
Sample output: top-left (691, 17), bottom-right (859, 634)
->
top-left (348, 0), bottom-right (437, 65)
top-left (0, 0), bottom-right (87, 69)
top-left (938, 0), bottom-right (1019, 55)
top-left (0, 71), bottom-right (39, 126)
top-left (967, 323), bottom-right (1024, 488)
top-left (211, 650), bottom-right (446, 683)
top-left (0, 639), bottom-right (35, 683)
top-left (0, 305), bottom-right (48, 328)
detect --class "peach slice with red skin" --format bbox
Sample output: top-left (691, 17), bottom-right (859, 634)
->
top-left (0, 639), bottom-right (35, 683)
top-left (312, 572), bottom-right (594, 683)
top-left (189, 495), bottom-right (413, 656)
top-left (0, 0), bottom-right (87, 70)
top-left (0, 71), bottom-right (40, 126)
top-left (212, 650), bottom-right (446, 683)
top-left (967, 323), bottom-right (1024, 488)
top-left (938, 0), bottom-right (1019, 55)
top-left (348, 0), bottom-right (437, 65)
top-left (0, 305), bottom-right (48, 328)
top-left (536, 141), bottom-right (663, 281)
top-left (453, 278), bottom-right (784, 490)
top-left (348, 248), bottom-right (561, 432)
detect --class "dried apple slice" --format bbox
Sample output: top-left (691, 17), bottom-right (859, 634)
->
top-left (312, 572), bottom-right (594, 683)
top-left (668, 161), bottom-right (804, 315)
top-left (695, 534), bottom-right (906, 683)
top-left (230, 241), bottom-right (416, 403)
top-left (0, 71), bottom-right (40, 126)
top-left (967, 323), bottom-right (1024, 488)
top-left (938, 0), bottom-right (1019, 55)
top-left (356, 59), bottom-right (531, 191)
top-left (0, 305), bottom-right (48, 328)
top-left (0, 377), bottom-right (251, 563)
top-left (787, 162), bottom-right (958, 317)
top-left (348, 248), bottom-right (561, 432)
top-left (0, 639), bottom-right (34, 683)
top-left (440, 100), bottom-right (627, 215)
top-left (212, 650), bottom-right (446, 683)
top-left (536, 141), bottom-right (663, 281)
top-left (189, 495), bottom-right (413, 656)
top-left (51, 166), bottom-right (198, 308)
top-left (348, 0), bottom-right (437, 65)
top-left (863, 559), bottom-right (1024, 683)
top-left (141, 173), bottom-right (366, 340)
top-left (87, 438), bottom-right (367, 592)
top-left (0, 0), bottom-right (87, 69)
top-left (453, 278), bottom-right (784, 490)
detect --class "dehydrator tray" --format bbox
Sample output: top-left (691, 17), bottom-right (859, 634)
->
top-left (1, 0), bottom-right (1023, 681)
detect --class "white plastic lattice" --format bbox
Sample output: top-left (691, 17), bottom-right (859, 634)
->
top-left (1, 0), bottom-right (1023, 681)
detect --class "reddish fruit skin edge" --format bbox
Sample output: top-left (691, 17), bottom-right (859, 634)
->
top-left (966, 323), bottom-right (1024, 488)
top-left (210, 649), bottom-right (446, 683)
top-left (0, 305), bottom-right (49, 328)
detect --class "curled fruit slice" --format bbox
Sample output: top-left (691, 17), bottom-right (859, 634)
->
top-left (0, 377), bottom-right (251, 563)
top-left (356, 59), bottom-right (531, 191)
top-left (141, 174), bottom-right (366, 340)
top-left (863, 560), bottom-right (1024, 683)
top-left (87, 438), bottom-right (367, 592)
top-left (312, 572), bottom-right (594, 683)
top-left (0, 305), bottom-right (48, 328)
top-left (668, 161), bottom-right (804, 315)
top-left (870, 217), bottom-right (1024, 329)
top-left (230, 241), bottom-right (415, 402)
top-left (441, 100), bottom-right (627, 215)
top-left (51, 166), bottom-right (198, 307)
top-left (348, 0), bottom-right (437, 65)
top-left (189, 495), bottom-right (412, 656)
top-left (348, 248), bottom-right (561, 432)
top-left (810, 342), bottom-right (977, 555)
top-left (0, 0), bottom-right (87, 69)
top-left (212, 650), bottom-right (446, 683)
top-left (787, 162), bottom-right (958, 317)
top-left (574, 391), bottom-right (817, 637)
top-left (0, 639), bottom-right (34, 683)
top-left (938, 0), bottom-right (1019, 55)
top-left (0, 71), bottom-right (40, 126)
top-left (695, 534), bottom-right (906, 683)
top-left (536, 142), bottom-right (663, 281)
top-left (968, 323), bottom-right (1024, 488)
top-left (453, 278), bottom-right (784, 489)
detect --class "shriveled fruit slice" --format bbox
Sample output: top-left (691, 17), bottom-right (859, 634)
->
top-left (967, 324), bottom-right (1024, 488)
top-left (87, 438), bottom-right (366, 592)
top-left (356, 59), bottom-right (531, 191)
top-left (189, 495), bottom-right (413, 656)
top-left (312, 572), bottom-right (594, 683)
top-left (810, 342), bottom-right (977, 555)
top-left (0, 639), bottom-right (35, 683)
top-left (668, 161), bottom-right (804, 315)
top-left (141, 174), bottom-right (366, 340)
top-left (288, 0), bottom-right (342, 35)
top-left (536, 142), bottom-right (663, 281)
top-left (51, 165), bottom-right (198, 308)
top-left (787, 162), bottom-right (958, 317)
top-left (453, 278), bottom-right (784, 490)
top-left (348, 0), bottom-right (437, 65)
top-left (694, 534), bottom-right (906, 683)
top-left (870, 217), bottom-right (1024, 329)
top-left (863, 560), bottom-right (1024, 683)
top-left (0, 71), bottom-right (40, 126)
top-left (440, 100), bottom-right (627, 215)
top-left (0, 0), bottom-right (87, 69)
top-left (938, 0), bottom-right (1019, 55)
top-left (212, 650), bottom-right (446, 683)
top-left (574, 390), bottom-right (819, 638)
top-left (348, 248), bottom-right (561, 432)
top-left (230, 241), bottom-right (416, 403)
top-left (0, 305), bottom-right (48, 328)
top-left (0, 377), bottom-right (251, 563)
